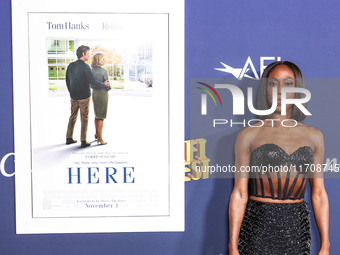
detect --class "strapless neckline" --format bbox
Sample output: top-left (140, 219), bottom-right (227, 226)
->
top-left (249, 143), bottom-right (314, 200)
top-left (251, 143), bottom-right (313, 156)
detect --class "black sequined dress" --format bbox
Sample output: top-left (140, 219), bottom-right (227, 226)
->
top-left (238, 144), bottom-right (313, 255)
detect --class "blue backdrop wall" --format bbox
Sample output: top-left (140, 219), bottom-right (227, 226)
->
top-left (1, 0), bottom-right (339, 254)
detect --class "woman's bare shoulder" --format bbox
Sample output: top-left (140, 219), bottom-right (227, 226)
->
top-left (236, 126), bottom-right (260, 146)
top-left (298, 123), bottom-right (324, 144)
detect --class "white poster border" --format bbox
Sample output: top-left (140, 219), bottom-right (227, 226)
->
top-left (12, 0), bottom-right (184, 234)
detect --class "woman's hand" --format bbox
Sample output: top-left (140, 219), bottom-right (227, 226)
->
top-left (318, 248), bottom-right (329, 255)
top-left (104, 80), bottom-right (110, 87)
top-left (228, 246), bottom-right (240, 255)
top-left (318, 243), bottom-right (330, 255)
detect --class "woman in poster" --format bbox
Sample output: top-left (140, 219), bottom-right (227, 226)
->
top-left (91, 53), bottom-right (111, 145)
top-left (228, 61), bottom-right (330, 255)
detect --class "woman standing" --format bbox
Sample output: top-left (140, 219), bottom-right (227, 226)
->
top-left (91, 53), bottom-right (111, 145)
top-left (228, 61), bottom-right (330, 255)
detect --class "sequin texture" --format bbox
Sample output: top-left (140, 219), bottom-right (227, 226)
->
top-left (238, 199), bottom-right (311, 255)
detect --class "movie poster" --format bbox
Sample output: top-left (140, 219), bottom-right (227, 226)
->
top-left (12, 0), bottom-right (184, 234)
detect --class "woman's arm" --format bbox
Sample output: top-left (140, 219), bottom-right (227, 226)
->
top-left (86, 65), bottom-right (106, 88)
top-left (104, 68), bottom-right (109, 81)
top-left (104, 69), bottom-right (111, 90)
top-left (309, 129), bottom-right (330, 254)
top-left (228, 128), bottom-right (251, 254)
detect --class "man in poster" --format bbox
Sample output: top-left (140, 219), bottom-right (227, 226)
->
top-left (65, 45), bottom-right (110, 148)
